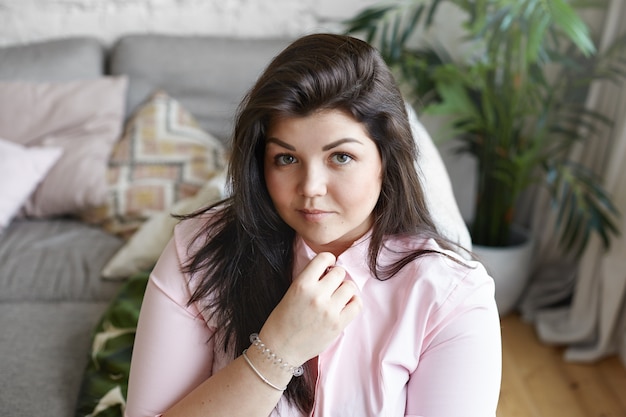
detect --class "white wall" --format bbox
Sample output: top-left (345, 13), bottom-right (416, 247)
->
top-left (0, 0), bottom-right (382, 46)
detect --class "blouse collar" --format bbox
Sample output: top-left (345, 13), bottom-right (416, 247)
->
top-left (293, 232), bottom-right (373, 291)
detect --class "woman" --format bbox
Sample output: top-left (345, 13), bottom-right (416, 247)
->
top-left (125, 33), bottom-right (501, 417)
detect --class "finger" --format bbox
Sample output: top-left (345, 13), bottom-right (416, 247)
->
top-left (313, 266), bottom-right (347, 302)
top-left (331, 278), bottom-right (358, 308)
top-left (294, 252), bottom-right (336, 285)
top-left (333, 291), bottom-right (362, 332)
top-left (340, 293), bottom-right (363, 323)
top-left (317, 265), bottom-right (346, 291)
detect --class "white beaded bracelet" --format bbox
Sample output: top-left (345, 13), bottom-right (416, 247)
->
top-left (242, 349), bottom-right (286, 391)
top-left (249, 333), bottom-right (304, 377)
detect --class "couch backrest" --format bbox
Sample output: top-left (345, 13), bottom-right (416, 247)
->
top-left (0, 37), bottom-right (105, 81)
top-left (0, 35), bottom-right (293, 145)
top-left (108, 34), bottom-right (292, 143)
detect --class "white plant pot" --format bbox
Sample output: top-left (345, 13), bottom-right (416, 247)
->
top-left (473, 227), bottom-right (534, 316)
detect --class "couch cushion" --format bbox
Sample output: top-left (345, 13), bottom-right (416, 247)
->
top-left (0, 301), bottom-right (110, 417)
top-left (101, 173), bottom-right (226, 280)
top-left (0, 219), bottom-right (124, 302)
top-left (0, 36), bottom-right (104, 81)
top-left (75, 273), bottom-right (149, 417)
top-left (0, 138), bottom-right (62, 230)
top-left (109, 34), bottom-right (292, 143)
top-left (0, 77), bottom-right (129, 218)
top-left (407, 105), bottom-right (472, 251)
top-left (81, 90), bottom-right (226, 238)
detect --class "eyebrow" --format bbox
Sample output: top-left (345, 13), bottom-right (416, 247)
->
top-left (322, 138), bottom-right (363, 151)
top-left (266, 137), bottom-right (363, 151)
top-left (266, 137), bottom-right (296, 150)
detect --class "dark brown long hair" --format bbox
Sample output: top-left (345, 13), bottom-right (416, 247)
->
top-left (182, 33), bottom-right (457, 413)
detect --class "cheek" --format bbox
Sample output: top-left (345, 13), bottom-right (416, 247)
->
top-left (264, 171), bottom-right (288, 205)
top-left (365, 174), bottom-right (383, 208)
top-left (336, 172), bottom-right (382, 208)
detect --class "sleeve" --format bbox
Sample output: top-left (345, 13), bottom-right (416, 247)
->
top-left (405, 268), bottom-right (502, 417)
top-left (124, 238), bottom-right (215, 417)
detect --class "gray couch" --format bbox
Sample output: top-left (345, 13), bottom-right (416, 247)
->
top-left (0, 34), bottom-right (469, 417)
top-left (0, 34), bottom-right (290, 417)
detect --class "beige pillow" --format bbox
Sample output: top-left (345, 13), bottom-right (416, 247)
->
top-left (407, 104), bottom-right (472, 253)
top-left (101, 172), bottom-right (227, 279)
top-left (83, 90), bottom-right (227, 237)
top-left (0, 77), bottom-right (128, 217)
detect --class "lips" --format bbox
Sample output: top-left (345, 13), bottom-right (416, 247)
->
top-left (298, 208), bottom-right (332, 222)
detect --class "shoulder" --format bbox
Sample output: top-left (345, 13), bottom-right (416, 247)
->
top-left (383, 234), bottom-right (495, 317)
top-left (147, 206), bottom-right (228, 319)
top-left (173, 205), bottom-right (228, 264)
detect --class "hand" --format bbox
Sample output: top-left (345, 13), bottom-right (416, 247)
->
top-left (259, 252), bottom-right (362, 366)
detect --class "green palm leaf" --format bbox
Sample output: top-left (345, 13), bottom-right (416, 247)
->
top-left (344, 0), bottom-right (622, 251)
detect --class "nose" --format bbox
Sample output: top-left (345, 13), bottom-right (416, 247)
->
top-left (297, 164), bottom-right (327, 197)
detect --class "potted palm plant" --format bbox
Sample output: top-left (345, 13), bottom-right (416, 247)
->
top-left (344, 0), bottom-right (623, 313)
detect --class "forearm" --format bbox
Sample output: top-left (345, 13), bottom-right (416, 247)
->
top-left (125, 276), bottom-right (294, 417)
top-left (131, 249), bottom-right (358, 416)
top-left (163, 346), bottom-right (292, 417)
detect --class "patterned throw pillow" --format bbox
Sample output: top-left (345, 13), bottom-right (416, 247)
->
top-left (83, 91), bottom-right (226, 237)
top-left (101, 173), bottom-right (226, 280)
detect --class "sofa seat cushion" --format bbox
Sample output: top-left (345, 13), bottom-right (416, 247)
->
top-left (0, 301), bottom-right (110, 417)
top-left (0, 219), bottom-right (124, 302)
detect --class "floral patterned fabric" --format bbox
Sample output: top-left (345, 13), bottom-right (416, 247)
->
top-left (75, 272), bottom-right (149, 417)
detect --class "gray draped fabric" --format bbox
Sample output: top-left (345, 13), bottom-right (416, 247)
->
top-left (519, 0), bottom-right (626, 365)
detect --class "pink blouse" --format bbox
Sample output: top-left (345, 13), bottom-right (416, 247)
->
top-left (125, 214), bottom-right (501, 417)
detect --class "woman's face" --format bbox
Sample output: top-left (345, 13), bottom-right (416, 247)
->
top-left (264, 109), bottom-right (383, 256)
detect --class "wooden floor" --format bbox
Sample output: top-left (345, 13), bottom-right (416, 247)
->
top-left (497, 314), bottom-right (626, 417)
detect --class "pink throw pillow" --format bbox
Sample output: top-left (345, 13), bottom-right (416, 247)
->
top-left (0, 77), bottom-right (128, 217)
top-left (0, 138), bottom-right (62, 229)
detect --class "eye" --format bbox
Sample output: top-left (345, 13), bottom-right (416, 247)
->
top-left (274, 154), bottom-right (298, 166)
top-left (331, 153), bottom-right (354, 165)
